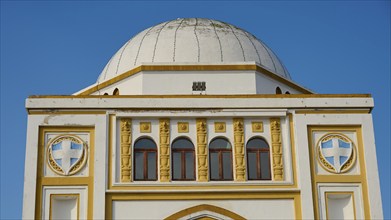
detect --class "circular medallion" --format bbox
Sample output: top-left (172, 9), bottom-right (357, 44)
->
top-left (316, 133), bottom-right (356, 174)
top-left (46, 135), bottom-right (88, 176)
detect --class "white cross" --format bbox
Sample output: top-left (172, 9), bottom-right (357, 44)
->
top-left (52, 140), bottom-right (83, 175)
top-left (321, 138), bottom-right (352, 173)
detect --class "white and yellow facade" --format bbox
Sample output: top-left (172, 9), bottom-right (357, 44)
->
top-left (23, 18), bottom-right (383, 219)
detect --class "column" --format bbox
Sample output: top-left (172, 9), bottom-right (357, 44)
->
top-left (233, 118), bottom-right (245, 181)
top-left (120, 118), bottom-right (131, 182)
top-left (159, 119), bottom-right (170, 182)
top-left (270, 118), bottom-right (284, 181)
top-left (196, 118), bottom-right (208, 181)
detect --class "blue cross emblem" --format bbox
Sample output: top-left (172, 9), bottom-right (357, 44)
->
top-left (51, 139), bottom-right (84, 175)
top-left (320, 136), bottom-right (353, 173)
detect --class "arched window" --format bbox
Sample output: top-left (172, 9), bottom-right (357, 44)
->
top-left (285, 91), bottom-right (290, 94)
top-left (246, 137), bottom-right (271, 180)
top-left (276, 87), bottom-right (282, 94)
top-left (113, 88), bottom-right (119, 95)
top-left (171, 137), bottom-right (195, 181)
top-left (134, 137), bottom-right (157, 181)
top-left (209, 138), bottom-right (233, 181)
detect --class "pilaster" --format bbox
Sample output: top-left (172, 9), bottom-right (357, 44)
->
top-left (270, 118), bottom-right (284, 181)
top-left (120, 118), bottom-right (132, 182)
top-left (196, 119), bottom-right (208, 181)
top-left (233, 118), bottom-right (245, 181)
top-left (159, 119), bottom-right (170, 182)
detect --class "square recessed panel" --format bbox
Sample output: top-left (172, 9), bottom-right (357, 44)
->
top-left (317, 184), bottom-right (365, 219)
top-left (140, 122), bottom-right (151, 133)
top-left (44, 132), bottom-right (90, 177)
top-left (252, 121), bottom-right (263, 133)
top-left (42, 186), bottom-right (88, 219)
top-left (214, 122), bottom-right (226, 133)
top-left (177, 122), bottom-right (189, 133)
top-left (310, 129), bottom-right (360, 175)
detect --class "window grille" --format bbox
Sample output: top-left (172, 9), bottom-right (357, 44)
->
top-left (192, 81), bottom-right (206, 92)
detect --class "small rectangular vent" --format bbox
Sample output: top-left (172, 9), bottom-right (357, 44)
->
top-left (192, 81), bottom-right (206, 91)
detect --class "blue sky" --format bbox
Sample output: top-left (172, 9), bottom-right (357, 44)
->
top-left (1, 1), bottom-right (390, 219)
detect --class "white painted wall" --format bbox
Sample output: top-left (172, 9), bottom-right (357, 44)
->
top-left (142, 71), bottom-right (257, 95)
top-left (255, 71), bottom-right (302, 94)
top-left (294, 113), bottom-right (383, 219)
top-left (91, 73), bottom-right (142, 95)
top-left (112, 199), bottom-right (295, 219)
top-left (23, 96), bottom-right (382, 220)
top-left (26, 96), bottom-right (374, 109)
top-left (22, 114), bottom-right (108, 219)
top-left (88, 69), bottom-right (306, 96)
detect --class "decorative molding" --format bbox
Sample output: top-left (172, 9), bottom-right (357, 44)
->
top-left (308, 126), bottom-right (370, 220)
top-left (252, 121), bottom-right (263, 133)
top-left (36, 127), bottom-right (94, 220)
top-left (325, 192), bottom-right (357, 220)
top-left (50, 194), bottom-right (80, 220)
top-left (316, 133), bottom-right (356, 174)
top-left (177, 122), bottom-right (189, 133)
top-left (140, 122), bottom-right (151, 133)
top-left (196, 119), bottom-right (208, 181)
top-left (75, 64), bottom-right (313, 96)
top-left (46, 135), bottom-right (88, 176)
top-left (163, 204), bottom-right (246, 220)
top-left (106, 192), bottom-right (302, 220)
top-left (270, 118), bottom-right (284, 181)
top-left (35, 94), bottom-right (370, 99)
top-left (159, 119), bottom-right (170, 182)
top-left (233, 118), bottom-right (245, 181)
top-left (120, 119), bottom-right (132, 182)
top-left (214, 122), bottom-right (226, 133)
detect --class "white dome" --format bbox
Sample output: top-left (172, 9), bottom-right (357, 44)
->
top-left (97, 18), bottom-right (290, 83)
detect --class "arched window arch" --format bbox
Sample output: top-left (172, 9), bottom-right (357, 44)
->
top-left (285, 91), bottom-right (290, 94)
top-left (209, 137), bottom-right (233, 181)
top-left (134, 137), bottom-right (157, 181)
top-left (163, 204), bottom-right (246, 220)
top-left (246, 137), bottom-right (271, 180)
top-left (171, 137), bottom-right (195, 181)
top-left (113, 88), bottom-right (119, 95)
top-left (276, 87), bottom-right (282, 94)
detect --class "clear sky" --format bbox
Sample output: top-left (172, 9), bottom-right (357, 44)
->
top-left (1, 1), bottom-right (390, 219)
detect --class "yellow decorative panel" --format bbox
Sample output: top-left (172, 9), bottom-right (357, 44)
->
top-left (105, 191), bottom-right (302, 220)
top-left (214, 122), bottom-right (226, 133)
top-left (120, 119), bottom-right (131, 182)
top-left (233, 118), bottom-right (245, 181)
top-left (140, 122), bottom-right (151, 133)
top-left (308, 126), bottom-right (370, 220)
top-left (36, 127), bottom-right (94, 220)
top-left (270, 118), bottom-right (284, 181)
top-left (159, 119), bottom-right (170, 182)
top-left (46, 135), bottom-right (88, 176)
top-left (316, 133), bottom-right (357, 174)
top-left (196, 119), bottom-right (208, 181)
top-left (177, 122), bottom-right (189, 133)
top-left (252, 121), bottom-right (263, 133)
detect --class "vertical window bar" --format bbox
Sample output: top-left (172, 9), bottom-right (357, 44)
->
top-left (144, 152), bottom-right (148, 180)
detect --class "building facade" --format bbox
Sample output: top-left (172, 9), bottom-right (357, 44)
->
top-left (23, 18), bottom-right (383, 219)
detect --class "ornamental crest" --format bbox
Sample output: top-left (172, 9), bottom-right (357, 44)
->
top-left (47, 135), bottom-right (88, 176)
top-left (317, 133), bottom-right (356, 174)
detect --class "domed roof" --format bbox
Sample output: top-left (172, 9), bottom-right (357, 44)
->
top-left (97, 18), bottom-right (290, 83)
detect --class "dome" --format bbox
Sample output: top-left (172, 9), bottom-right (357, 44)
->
top-left (97, 18), bottom-right (290, 83)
